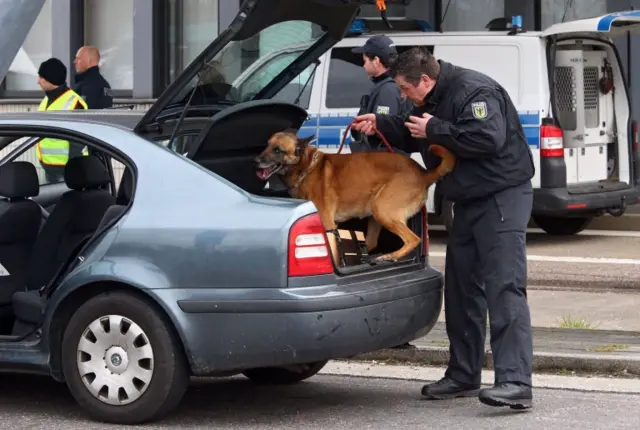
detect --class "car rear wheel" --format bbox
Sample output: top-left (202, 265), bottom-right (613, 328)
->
top-left (242, 360), bottom-right (329, 385)
top-left (61, 291), bottom-right (189, 425)
top-left (533, 215), bottom-right (593, 235)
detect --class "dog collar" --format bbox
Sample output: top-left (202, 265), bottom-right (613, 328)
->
top-left (291, 151), bottom-right (321, 192)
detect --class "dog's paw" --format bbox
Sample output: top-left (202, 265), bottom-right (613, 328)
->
top-left (375, 254), bottom-right (398, 263)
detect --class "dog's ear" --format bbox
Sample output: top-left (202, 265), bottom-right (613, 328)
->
top-left (297, 134), bottom-right (315, 150)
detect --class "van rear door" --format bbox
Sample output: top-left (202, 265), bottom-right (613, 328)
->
top-left (542, 11), bottom-right (640, 191)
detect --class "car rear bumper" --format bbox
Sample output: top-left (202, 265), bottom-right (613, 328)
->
top-left (533, 183), bottom-right (640, 216)
top-left (151, 268), bottom-right (444, 376)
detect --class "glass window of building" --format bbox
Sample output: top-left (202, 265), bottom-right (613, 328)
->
top-left (4, 0), bottom-right (52, 91)
top-left (84, 0), bottom-right (134, 90)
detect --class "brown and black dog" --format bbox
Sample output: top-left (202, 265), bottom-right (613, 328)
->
top-left (255, 129), bottom-right (456, 263)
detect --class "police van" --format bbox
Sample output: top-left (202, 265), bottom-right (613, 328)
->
top-left (259, 12), bottom-right (640, 235)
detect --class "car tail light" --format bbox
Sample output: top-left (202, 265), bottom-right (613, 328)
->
top-left (633, 120), bottom-right (638, 152)
top-left (540, 122), bottom-right (564, 158)
top-left (288, 213), bottom-right (334, 277)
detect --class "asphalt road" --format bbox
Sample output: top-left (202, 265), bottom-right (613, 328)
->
top-left (427, 227), bottom-right (640, 291)
top-left (2, 371), bottom-right (639, 429)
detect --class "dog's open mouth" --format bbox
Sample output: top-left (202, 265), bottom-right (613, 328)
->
top-left (256, 163), bottom-right (283, 180)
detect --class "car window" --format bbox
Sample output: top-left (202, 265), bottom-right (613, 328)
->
top-left (0, 136), bottom-right (90, 186)
top-left (325, 48), bottom-right (371, 109)
top-left (237, 54), bottom-right (317, 109)
top-left (325, 44), bottom-right (433, 109)
top-left (170, 20), bottom-right (326, 106)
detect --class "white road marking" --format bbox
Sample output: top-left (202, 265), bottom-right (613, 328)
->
top-left (428, 224), bottom-right (640, 237)
top-left (322, 361), bottom-right (640, 394)
top-left (428, 251), bottom-right (640, 265)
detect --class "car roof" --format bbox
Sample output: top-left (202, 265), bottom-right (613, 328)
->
top-left (0, 111), bottom-right (145, 131)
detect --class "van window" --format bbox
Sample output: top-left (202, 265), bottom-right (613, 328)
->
top-left (271, 63), bottom-right (316, 109)
top-left (434, 44), bottom-right (521, 103)
top-left (326, 48), bottom-right (371, 108)
top-left (325, 45), bottom-right (430, 109)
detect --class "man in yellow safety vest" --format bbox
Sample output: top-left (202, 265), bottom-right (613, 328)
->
top-left (36, 58), bottom-right (88, 183)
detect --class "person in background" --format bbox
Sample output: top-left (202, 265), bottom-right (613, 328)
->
top-left (73, 45), bottom-right (113, 109)
top-left (351, 35), bottom-right (414, 349)
top-left (350, 34), bottom-right (412, 154)
top-left (36, 58), bottom-right (88, 183)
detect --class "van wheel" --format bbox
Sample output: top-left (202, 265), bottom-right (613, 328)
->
top-left (533, 215), bottom-right (593, 235)
top-left (442, 199), bottom-right (454, 232)
top-left (242, 360), bottom-right (329, 385)
top-left (61, 291), bottom-right (189, 425)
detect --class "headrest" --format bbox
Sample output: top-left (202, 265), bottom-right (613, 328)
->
top-left (0, 161), bottom-right (39, 198)
top-left (64, 156), bottom-right (110, 190)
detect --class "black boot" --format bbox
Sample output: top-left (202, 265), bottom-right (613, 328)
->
top-left (390, 342), bottom-right (415, 350)
top-left (421, 377), bottom-right (480, 400)
top-left (479, 382), bottom-right (533, 410)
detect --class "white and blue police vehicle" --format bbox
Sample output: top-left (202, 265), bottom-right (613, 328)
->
top-left (237, 12), bottom-right (640, 235)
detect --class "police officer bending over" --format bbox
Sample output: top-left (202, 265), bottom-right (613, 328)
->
top-left (352, 47), bottom-right (536, 410)
top-left (350, 35), bottom-right (410, 153)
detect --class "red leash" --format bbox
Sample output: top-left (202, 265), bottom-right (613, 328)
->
top-left (336, 120), bottom-right (430, 254)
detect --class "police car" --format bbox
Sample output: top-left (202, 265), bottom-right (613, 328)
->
top-left (252, 12), bottom-right (640, 235)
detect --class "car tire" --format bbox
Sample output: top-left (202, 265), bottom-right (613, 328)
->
top-left (532, 215), bottom-right (593, 236)
top-left (61, 291), bottom-right (189, 425)
top-left (242, 360), bottom-right (329, 385)
top-left (442, 199), bottom-right (454, 233)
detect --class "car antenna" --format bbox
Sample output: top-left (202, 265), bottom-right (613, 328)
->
top-left (376, 0), bottom-right (392, 28)
top-left (439, 0), bottom-right (452, 33)
top-left (166, 62), bottom-right (208, 150)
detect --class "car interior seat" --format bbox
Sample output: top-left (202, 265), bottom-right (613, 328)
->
top-left (11, 155), bottom-right (115, 331)
top-left (0, 162), bottom-right (41, 321)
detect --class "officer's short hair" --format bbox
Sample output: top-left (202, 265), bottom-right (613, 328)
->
top-left (364, 52), bottom-right (397, 69)
top-left (389, 47), bottom-right (440, 85)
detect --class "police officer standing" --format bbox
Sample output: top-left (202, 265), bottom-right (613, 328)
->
top-left (352, 47), bottom-right (536, 410)
top-left (36, 58), bottom-right (88, 183)
top-left (73, 46), bottom-right (113, 109)
top-left (349, 35), bottom-right (410, 153)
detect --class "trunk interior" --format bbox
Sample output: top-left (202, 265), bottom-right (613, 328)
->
top-left (551, 37), bottom-right (632, 192)
top-left (199, 155), bottom-right (424, 273)
top-left (178, 101), bottom-right (425, 273)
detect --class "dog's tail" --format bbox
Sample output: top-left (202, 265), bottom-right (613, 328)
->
top-left (421, 144), bottom-right (456, 187)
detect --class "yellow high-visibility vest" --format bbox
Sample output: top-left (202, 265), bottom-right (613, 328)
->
top-left (36, 89), bottom-right (88, 166)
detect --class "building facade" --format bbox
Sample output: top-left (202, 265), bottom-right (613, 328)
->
top-left (2, 0), bottom-right (640, 115)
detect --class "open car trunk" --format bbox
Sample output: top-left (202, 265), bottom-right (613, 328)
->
top-left (543, 11), bottom-right (640, 195)
top-left (185, 100), bottom-right (426, 273)
top-left (132, 0), bottom-right (427, 274)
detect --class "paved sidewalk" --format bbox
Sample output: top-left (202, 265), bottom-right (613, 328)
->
top-left (353, 289), bottom-right (640, 375)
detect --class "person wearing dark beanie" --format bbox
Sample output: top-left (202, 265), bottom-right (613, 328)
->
top-left (36, 57), bottom-right (88, 183)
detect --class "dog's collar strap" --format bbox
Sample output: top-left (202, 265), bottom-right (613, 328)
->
top-left (292, 151), bottom-right (320, 191)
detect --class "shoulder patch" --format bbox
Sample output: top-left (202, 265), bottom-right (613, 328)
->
top-left (376, 105), bottom-right (390, 115)
top-left (471, 101), bottom-right (488, 119)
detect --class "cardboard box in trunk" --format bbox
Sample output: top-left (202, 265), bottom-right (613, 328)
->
top-left (327, 229), bottom-right (369, 267)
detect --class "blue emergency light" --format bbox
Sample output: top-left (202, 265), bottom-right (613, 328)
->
top-left (349, 18), bottom-right (368, 35)
top-left (511, 15), bottom-right (523, 29)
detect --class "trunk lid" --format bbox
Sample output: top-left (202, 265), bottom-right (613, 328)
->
top-left (134, 0), bottom-right (365, 133)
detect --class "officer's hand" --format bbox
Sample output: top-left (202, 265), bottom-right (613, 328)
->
top-left (405, 113), bottom-right (433, 139)
top-left (352, 113), bottom-right (377, 136)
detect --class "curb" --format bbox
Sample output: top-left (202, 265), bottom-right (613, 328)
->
top-left (349, 346), bottom-right (640, 375)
